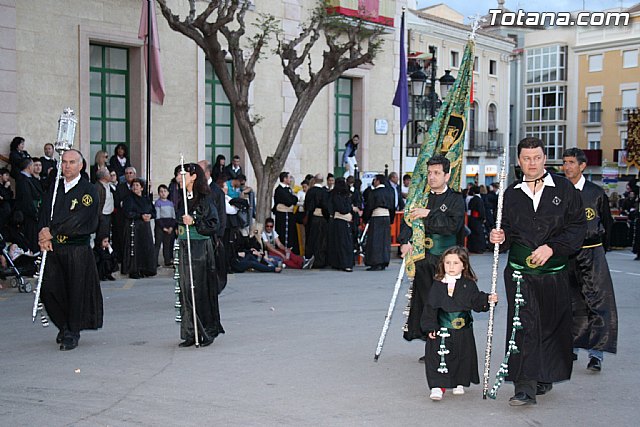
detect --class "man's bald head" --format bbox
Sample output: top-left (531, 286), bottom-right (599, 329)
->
top-left (313, 173), bottom-right (324, 184)
top-left (198, 160), bottom-right (212, 179)
top-left (61, 149), bottom-right (83, 181)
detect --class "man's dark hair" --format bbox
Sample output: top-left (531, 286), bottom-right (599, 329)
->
top-left (19, 157), bottom-right (33, 171)
top-left (517, 137), bottom-right (545, 157)
top-left (374, 174), bottom-right (387, 185)
top-left (237, 174), bottom-right (247, 182)
top-left (327, 173), bottom-right (334, 179)
top-left (279, 171), bottom-right (289, 182)
top-left (0, 167), bottom-right (9, 176)
top-left (232, 155), bottom-right (241, 161)
top-left (427, 154), bottom-right (451, 173)
top-left (44, 142), bottom-right (54, 149)
top-left (31, 157), bottom-right (41, 164)
top-left (562, 147), bottom-right (588, 165)
top-left (265, 217), bottom-right (275, 226)
top-left (402, 174), bottom-right (411, 181)
top-left (301, 179), bottom-right (309, 186)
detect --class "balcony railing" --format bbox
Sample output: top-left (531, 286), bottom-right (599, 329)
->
top-left (467, 131), bottom-right (503, 152)
top-left (616, 107), bottom-right (638, 124)
top-left (582, 109), bottom-right (602, 126)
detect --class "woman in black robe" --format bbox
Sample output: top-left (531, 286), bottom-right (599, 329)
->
top-left (363, 175), bottom-right (395, 271)
top-left (327, 178), bottom-right (355, 272)
top-left (466, 186), bottom-right (486, 253)
top-left (121, 179), bottom-right (157, 278)
top-left (174, 163), bottom-right (224, 348)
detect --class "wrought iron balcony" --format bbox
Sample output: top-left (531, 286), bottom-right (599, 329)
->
top-left (616, 107), bottom-right (638, 124)
top-left (467, 131), bottom-right (503, 152)
top-left (582, 108), bottom-right (602, 126)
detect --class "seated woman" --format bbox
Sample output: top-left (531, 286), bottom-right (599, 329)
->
top-left (261, 217), bottom-right (305, 269)
top-left (121, 179), bottom-right (157, 278)
top-left (230, 228), bottom-right (282, 273)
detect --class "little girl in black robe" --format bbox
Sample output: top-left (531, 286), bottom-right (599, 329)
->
top-left (424, 246), bottom-right (498, 401)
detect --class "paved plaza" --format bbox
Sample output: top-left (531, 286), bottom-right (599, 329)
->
top-left (1, 250), bottom-right (639, 426)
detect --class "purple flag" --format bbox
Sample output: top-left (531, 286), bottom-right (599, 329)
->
top-left (392, 11), bottom-right (408, 130)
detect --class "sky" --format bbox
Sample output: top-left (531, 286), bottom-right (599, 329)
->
top-left (415, 0), bottom-right (636, 22)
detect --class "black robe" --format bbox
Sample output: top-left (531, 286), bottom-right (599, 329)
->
top-left (304, 185), bottom-right (329, 267)
top-left (273, 184), bottom-right (299, 254)
top-left (466, 195), bottom-right (486, 253)
top-left (39, 177), bottom-right (103, 333)
top-left (400, 188), bottom-right (465, 341)
top-left (175, 193), bottom-right (224, 342)
top-left (423, 278), bottom-right (491, 389)
top-left (501, 173), bottom-right (586, 385)
top-left (570, 180), bottom-right (618, 354)
top-left (209, 182), bottom-right (227, 294)
top-left (363, 185), bottom-right (395, 267)
top-left (14, 174), bottom-right (43, 253)
top-left (121, 194), bottom-right (157, 277)
top-left (327, 192), bottom-right (355, 269)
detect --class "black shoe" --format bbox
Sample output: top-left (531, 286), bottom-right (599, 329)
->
top-left (587, 357), bottom-right (602, 372)
top-left (60, 332), bottom-right (79, 351)
top-left (178, 339), bottom-right (195, 348)
top-left (509, 392), bottom-right (536, 406)
top-left (366, 266), bottom-right (381, 271)
top-left (536, 383), bottom-right (553, 395)
top-left (106, 274), bottom-right (116, 281)
top-left (56, 330), bottom-right (64, 344)
top-left (200, 336), bottom-right (214, 347)
top-left (418, 356), bottom-right (425, 363)
top-left (129, 273), bottom-right (141, 279)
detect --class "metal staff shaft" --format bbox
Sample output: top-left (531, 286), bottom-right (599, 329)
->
top-left (374, 258), bottom-right (406, 361)
top-left (32, 160), bottom-right (63, 322)
top-left (482, 148), bottom-right (508, 398)
top-left (180, 155), bottom-right (200, 348)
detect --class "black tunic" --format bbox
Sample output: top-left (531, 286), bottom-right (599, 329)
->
top-left (327, 192), bottom-right (355, 269)
top-left (273, 184), bottom-right (299, 254)
top-left (501, 173), bottom-right (586, 385)
top-left (175, 193), bottom-right (224, 342)
top-left (121, 194), bottom-right (157, 277)
top-left (14, 174), bottom-right (43, 252)
top-left (423, 278), bottom-right (491, 389)
top-left (570, 180), bottom-right (618, 354)
top-left (363, 185), bottom-right (395, 267)
top-left (304, 185), bottom-right (329, 267)
top-left (209, 182), bottom-right (228, 294)
top-left (466, 195), bottom-right (486, 253)
top-left (39, 177), bottom-right (103, 333)
top-left (400, 188), bottom-right (465, 341)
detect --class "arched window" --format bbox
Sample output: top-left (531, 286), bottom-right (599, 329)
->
top-left (488, 103), bottom-right (497, 149)
top-left (469, 101), bottom-right (478, 148)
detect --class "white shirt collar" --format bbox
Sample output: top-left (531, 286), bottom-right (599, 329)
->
top-left (314, 184), bottom-right (323, 188)
top-left (431, 185), bottom-right (448, 195)
top-left (279, 182), bottom-right (289, 188)
top-left (574, 175), bottom-right (586, 191)
top-left (64, 174), bottom-right (81, 193)
top-left (514, 172), bottom-right (555, 211)
top-left (375, 184), bottom-right (386, 189)
top-left (207, 177), bottom-right (213, 185)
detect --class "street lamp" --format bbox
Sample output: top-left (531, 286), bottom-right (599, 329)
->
top-left (409, 69), bottom-right (428, 98)
top-left (439, 69), bottom-right (456, 100)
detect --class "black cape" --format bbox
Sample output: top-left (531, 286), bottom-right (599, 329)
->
top-left (327, 192), bottom-right (354, 269)
top-left (121, 193), bottom-right (157, 277)
top-left (304, 185), bottom-right (329, 268)
top-left (363, 185), bottom-right (395, 267)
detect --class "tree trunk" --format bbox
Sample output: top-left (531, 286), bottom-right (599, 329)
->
top-left (254, 167), bottom-right (278, 225)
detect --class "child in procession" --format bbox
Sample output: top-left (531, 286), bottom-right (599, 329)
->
top-left (423, 246), bottom-right (498, 401)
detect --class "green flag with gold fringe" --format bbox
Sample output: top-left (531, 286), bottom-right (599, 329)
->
top-left (403, 39), bottom-right (474, 278)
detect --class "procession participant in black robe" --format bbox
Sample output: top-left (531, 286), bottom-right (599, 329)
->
top-left (38, 149), bottom-right (102, 351)
top-left (490, 137), bottom-right (586, 406)
top-left (121, 179), bottom-right (157, 279)
top-left (199, 160), bottom-right (228, 294)
top-left (562, 148), bottom-right (618, 371)
top-left (466, 186), bottom-right (486, 254)
top-left (174, 163), bottom-right (223, 348)
top-left (399, 155), bottom-right (465, 344)
top-left (15, 158), bottom-right (43, 253)
top-left (112, 166), bottom-right (136, 263)
top-left (327, 178), bottom-right (355, 272)
top-left (423, 246), bottom-right (497, 400)
top-left (362, 174), bottom-right (395, 271)
top-left (304, 174), bottom-right (329, 268)
top-left (347, 175), bottom-right (364, 254)
top-left (272, 171), bottom-right (299, 254)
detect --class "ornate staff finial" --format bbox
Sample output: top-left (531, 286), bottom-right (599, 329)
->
top-left (468, 14), bottom-right (487, 40)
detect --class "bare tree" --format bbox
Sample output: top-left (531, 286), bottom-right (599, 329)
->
top-left (156, 0), bottom-right (384, 222)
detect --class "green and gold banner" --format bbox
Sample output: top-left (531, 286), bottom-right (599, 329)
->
top-left (627, 110), bottom-right (640, 169)
top-left (403, 39), bottom-right (474, 277)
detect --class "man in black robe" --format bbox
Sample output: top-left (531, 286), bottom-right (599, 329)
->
top-left (272, 171), bottom-right (299, 254)
top-left (304, 174), bottom-right (329, 268)
top-left (14, 158), bottom-right (43, 253)
top-left (38, 149), bottom-right (103, 351)
top-left (562, 148), bottom-right (618, 372)
top-left (490, 138), bottom-right (586, 406)
top-left (399, 155), bottom-right (465, 345)
top-left (362, 174), bottom-right (395, 271)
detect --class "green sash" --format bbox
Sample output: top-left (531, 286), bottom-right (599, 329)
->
top-left (53, 234), bottom-right (90, 246)
top-left (508, 242), bottom-right (567, 275)
top-left (426, 234), bottom-right (457, 256)
top-left (177, 224), bottom-right (209, 241)
top-left (438, 310), bottom-right (472, 330)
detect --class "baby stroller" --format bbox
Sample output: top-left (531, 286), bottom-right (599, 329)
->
top-left (0, 233), bottom-right (38, 293)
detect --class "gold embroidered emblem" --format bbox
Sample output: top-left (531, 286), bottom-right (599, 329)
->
top-left (425, 237), bottom-right (434, 249)
top-left (585, 207), bottom-right (596, 221)
top-left (70, 199), bottom-right (78, 210)
top-left (442, 126), bottom-right (460, 152)
top-left (525, 255), bottom-right (539, 269)
top-left (82, 194), bottom-right (93, 206)
top-left (451, 317), bottom-right (466, 329)
top-left (178, 225), bottom-right (185, 236)
top-left (56, 235), bottom-right (68, 244)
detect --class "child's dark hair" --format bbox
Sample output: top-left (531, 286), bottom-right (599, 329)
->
top-left (157, 184), bottom-right (169, 193)
top-left (434, 246), bottom-right (477, 281)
